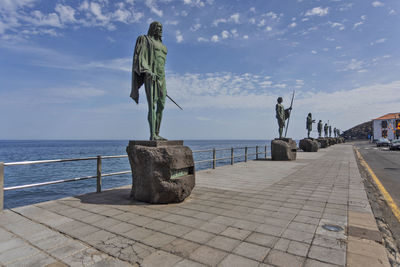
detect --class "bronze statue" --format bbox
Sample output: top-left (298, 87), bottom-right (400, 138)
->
top-left (317, 120), bottom-right (323, 138)
top-left (275, 97), bottom-right (292, 138)
top-left (306, 113), bottom-right (316, 138)
top-left (324, 123), bottom-right (328, 137)
top-left (334, 127), bottom-right (337, 137)
top-left (131, 21), bottom-right (167, 140)
top-left (329, 125), bottom-right (332, 137)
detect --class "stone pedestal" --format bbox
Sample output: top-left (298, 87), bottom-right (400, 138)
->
top-left (318, 138), bottom-right (328, 148)
top-left (299, 138), bottom-right (319, 152)
top-left (126, 140), bottom-right (195, 204)
top-left (271, 138), bottom-right (297, 161)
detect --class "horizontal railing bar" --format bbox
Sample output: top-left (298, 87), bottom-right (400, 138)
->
top-left (4, 157), bottom-right (98, 166)
top-left (101, 170), bottom-right (131, 177)
top-left (4, 170), bottom-right (132, 191)
top-left (216, 156), bottom-right (232, 161)
top-left (101, 155), bottom-right (128, 159)
top-left (4, 174), bottom-right (98, 191)
top-left (194, 159), bottom-right (214, 163)
top-left (192, 149), bottom-right (213, 153)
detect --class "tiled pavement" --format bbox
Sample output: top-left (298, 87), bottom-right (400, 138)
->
top-left (0, 144), bottom-right (391, 266)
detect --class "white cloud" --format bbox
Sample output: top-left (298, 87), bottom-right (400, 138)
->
top-left (338, 58), bottom-right (365, 71)
top-left (249, 7), bottom-right (256, 13)
top-left (266, 12), bottom-right (278, 19)
top-left (275, 83), bottom-right (287, 88)
top-left (221, 30), bottom-right (229, 39)
top-left (243, 35), bottom-right (249, 39)
top-left (145, 0), bottom-right (163, 17)
top-left (175, 30), bottom-right (183, 43)
top-left (183, 0), bottom-right (205, 7)
top-left (353, 21), bottom-right (363, 29)
top-left (336, 46), bottom-right (342, 50)
top-left (265, 26), bottom-right (272, 32)
top-left (289, 22), bottom-right (297, 28)
top-left (330, 22), bottom-right (345, 30)
top-left (190, 23), bottom-right (201, 31)
top-left (90, 2), bottom-right (108, 21)
top-left (197, 37), bottom-right (208, 42)
top-left (257, 19), bottom-right (266, 27)
top-left (305, 7), bottom-right (329, 17)
top-left (230, 13), bottom-right (240, 24)
top-left (372, 1), bottom-right (384, 7)
top-left (27, 10), bottom-right (62, 27)
top-left (311, 50), bottom-right (317, 54)
top-left (55, 4), bottom-right (76, 24)
top-left (211, 35), bottom-right (219, 42)
top-left (370, 38), bottom-right (386, 45)
top-left (212, 18), bottom-right (226, 27)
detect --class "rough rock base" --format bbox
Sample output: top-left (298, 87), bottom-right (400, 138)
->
top-left (271, 138), bottom-right (297, 161)
top-left (318, 138), bottom-right (329, 148)
top-left (126, 140), bottom-right (195, 204)
top-left (299, 138), bottom-right (319, 152)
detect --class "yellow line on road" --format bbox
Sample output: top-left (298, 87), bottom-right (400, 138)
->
top-left (355, 148), bottom-right (400, 222)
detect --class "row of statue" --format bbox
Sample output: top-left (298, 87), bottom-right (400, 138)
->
top-left (307, 113), bottom-right (341, 138)
top-left (130, 22), bottom-right (341, 141)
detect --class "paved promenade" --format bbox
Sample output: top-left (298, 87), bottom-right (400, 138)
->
top-left (0, 144), bottom-right (391, 266)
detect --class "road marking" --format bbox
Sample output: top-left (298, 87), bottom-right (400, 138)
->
top-left (355, 148), bottom-right (400, 223)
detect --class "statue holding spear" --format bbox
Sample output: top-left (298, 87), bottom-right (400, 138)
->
top-left (275, 91), bottom-right (295, 138)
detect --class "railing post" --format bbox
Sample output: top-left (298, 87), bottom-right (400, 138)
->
top-left (96, 156), bottom-right (102, 193)
top-left (0, 162), bottom-right (4, 212)
top-left (231, 147), bottom-right (234, 165)
top-left (245, 147), bottom-right (248, 162)
top-left (212, 148), bottom-right (216, 169)
top-left (265, 145), bottom-right (267, 159)
top-left (256, 146), bottom-right (259, 160)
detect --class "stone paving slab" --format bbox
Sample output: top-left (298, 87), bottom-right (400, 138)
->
top-left (0, 144), bottom-right (391, 266)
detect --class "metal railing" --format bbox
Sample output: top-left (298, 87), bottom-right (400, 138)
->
top-left (0, 145), bottom-right (267, 211)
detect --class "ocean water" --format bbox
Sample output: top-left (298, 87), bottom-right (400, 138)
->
top-left (0, 140), bottom-right (271, 209)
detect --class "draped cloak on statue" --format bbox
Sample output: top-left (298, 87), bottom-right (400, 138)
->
top-left (130, 35), bottom-right (155, 104)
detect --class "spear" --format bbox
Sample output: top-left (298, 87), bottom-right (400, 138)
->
top-left (167, 94), bottom-right (183, 110)
top-left (284, 90), bottom-right (295, 137)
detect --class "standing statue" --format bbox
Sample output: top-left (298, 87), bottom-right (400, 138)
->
top-left (334, 127), bottom-right (337, 137)
top-left (324, 123), bottom-right (328, 137)
top-left (329, 125), bottom-right (332, 137)
top-left (306, 113), bottom-right (316, 138)
top-left (275, 97), bottom-right (292, 138)
top-left (317, 120), bottom-right (323, 138)
top-left (131, 21), bottom-right (168, 140)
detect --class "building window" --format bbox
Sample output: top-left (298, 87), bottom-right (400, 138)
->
top-left (381, 121), bottom-right (387, 128)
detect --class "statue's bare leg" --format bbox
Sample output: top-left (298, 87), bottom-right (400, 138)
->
top-left (155, 99), bottom-right (166, 140)
top-left (145, 82), bottom-right (157, 140)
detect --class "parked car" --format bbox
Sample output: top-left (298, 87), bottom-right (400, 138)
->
top-left (376, 138), bottom-right (390, 147)
top-left (389, 139), bottom-right (400, 150)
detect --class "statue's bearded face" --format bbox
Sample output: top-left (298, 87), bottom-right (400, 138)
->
top-left (148, 21), bottom-right (162, 40)
top-left (154, 24), bottom-right (162, 39)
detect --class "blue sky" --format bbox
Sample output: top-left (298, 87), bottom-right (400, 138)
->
top-left (1, 0), bottom-right (399, 140)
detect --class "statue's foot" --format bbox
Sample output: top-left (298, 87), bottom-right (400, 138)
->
top-left (155, 135), bottom-right (167, 140)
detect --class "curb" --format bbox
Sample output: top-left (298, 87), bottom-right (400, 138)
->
top-left (354, 148), bottom-right (400, 223)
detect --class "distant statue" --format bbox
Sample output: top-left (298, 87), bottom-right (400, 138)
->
top-left (275, 97), bottom-right (292, 138)
top-left (324, 123), bottom-right (328, 137)
top-left (329, 126), bottom-right (332, 137)
top-left (317, 120), bottom-right (323, 138)
top-left (334, 127), bottom-right (337, 137)
top-left (131, 21), bottom-right (168, 140)
top-left (306, 113), bottom-right (316, 138)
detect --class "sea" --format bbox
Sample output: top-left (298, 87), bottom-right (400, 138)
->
top-left (0, 140), bottom-right (271, 209)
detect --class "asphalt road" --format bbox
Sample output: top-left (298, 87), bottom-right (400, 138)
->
top-left (355, 141), bottom-right (400, 208)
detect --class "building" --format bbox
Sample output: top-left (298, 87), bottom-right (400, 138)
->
top-left (372, 112), bottom-right (400, 140)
